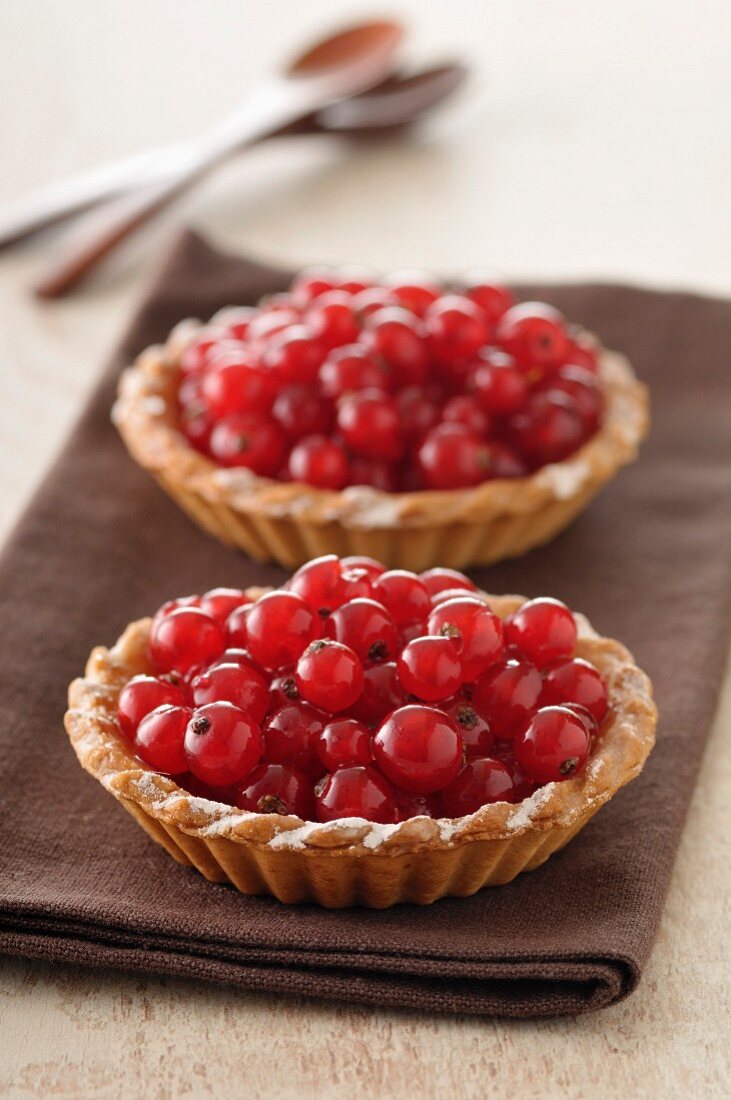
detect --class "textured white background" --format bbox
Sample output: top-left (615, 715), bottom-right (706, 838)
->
top-left (1, 1), bottom-right (730, 1096)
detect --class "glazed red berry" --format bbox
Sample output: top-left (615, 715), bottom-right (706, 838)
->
top-left (151, 594), bottom-right (200, 633)
top-left (191, 662), bottom-right (270, 724)
top-left (264, 324), bottom-right (325, 385)
top-left (397, 636), bottom-right (462, 701)
top-left (427, 597), bottom-right (504, 682)
top-left (504, 597), bottom-right (577, 668)
top-left (288, 435), bottom-right (350, 489)
top-left (336, 389), bottom-right (403, 462)
top-left (199, 588), bottom-right (250, 625)
top-left (180, 403), bottom-right (213, 453)
top-left (461, 274), bottom-right (515, 328)
top-left (539, 365), bottom-right (603, 433)
top-left (395, 385), bottom-right (440, 442)
top-left (417, 425), bottom-right (493, 489)
top-left (328, 598), bottom-right (399, 663)
top-left (289, 554), bottom-right (371, 615)
top-left (425, 295), bottom-right (489, 364)
top-left (566, 333), bottom-right (599, 372)
top-left (445, 700), bottom-right (494, 759)
top-left (150, 607), bottom-right (226, 674)
top-left (118, 676), bottom-right (185, 739)
top-left (561, 702), bottom-right (600, 741)
top-left (393, 791), bottom-right (437, 822)
top-left (236, 763), bottom-right (315, 818)
top-left (290, 266), bottom-right (338, 308)
top-left (263, 702), bottom-right (326, 778)
top-left (362, 307), bottom-right (430, 386)
top-left (245, 591), bottom-right (320, 669)
top-left (340, 555), bottom-right (386, 581)
top-left (470, 352), bottom-right (529, 415)
top-left (496, 302), bottom-right (569, 372)
top-left (295, 639), bottom-right (364, 713)
top-left (225, 604), bottom-right (251, 649)
top-left (212, 305), bottom-right (257, 341)
top-left (540, 657), bottom-right (608, 722)
top-left (352, 286), bottom-right (398, 318)
top-left (441, 394), bottom-right (491, 435)
top-left (268, 672), bottom-right (300, 710)
top-left (184, 701), bottom-right (263, 786)
top-left (381, 271), bottom-right (441, 316)
top-left (510, 392), bottom-right (586, 466)
top-left (373, 704), bottom-right (463, 794)
top-left (441, 757), bottom-right (514, 816)
top-left (209, 413), bottom-right (286, 476)
top-left (209, 647), bottom-right (258, 673)
top-left (514, 706), bottom-right (590, 783)
top-left (306, 291), bottom-right (360, 348)
top-left (348, 457), bottom-right (398, 491)
top-left (319, 345), bottom-right (389, 398)
top-left (315, 765), bottom-right (397, 824)
top-left (247, 307), bottom-right (299, 343)
top-left (315, 717), bottom-right (372, 770)
top-left (202, 351), bottom-right (276, 416)
top-left (420, 568), bottom-right (476, 599)
top-left (472, 658), bottom-right (543, 738)
top-left (179, 328), bottom-right (233, 374)
top-left (372, 570), bottom-right (431, 628)
top-left (134, 704), bottom-right (191, 774)
top-left (272, 385), bottom-right (333, 439)
top-left (349, 660), bottom-right (407, 725)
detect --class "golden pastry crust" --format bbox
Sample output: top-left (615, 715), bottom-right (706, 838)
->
top-left (65, 591), bottom-right (657, 906)
top-left (112, 317), bottom-right (649, 570)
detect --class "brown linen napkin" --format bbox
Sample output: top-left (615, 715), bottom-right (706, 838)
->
top-left (1, 231), bottom-right (730, 1019)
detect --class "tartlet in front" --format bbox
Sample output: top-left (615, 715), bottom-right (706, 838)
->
top-left (65, 593), bottom-right (656, 909)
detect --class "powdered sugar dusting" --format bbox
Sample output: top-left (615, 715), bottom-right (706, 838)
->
top-left (506, 784), bottom-right (556, 831)
top-left (537, 459), bottom-right (590, 500)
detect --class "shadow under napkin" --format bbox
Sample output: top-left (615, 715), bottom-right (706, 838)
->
top-left (1, 231), bottom-right (730, 1018)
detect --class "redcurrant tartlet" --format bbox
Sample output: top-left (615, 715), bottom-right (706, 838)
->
top-left (114, 267), bottom-right (649, 570)
top-left (65, 556), bottom-right (656, 908)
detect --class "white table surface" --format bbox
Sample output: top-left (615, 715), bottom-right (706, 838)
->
top-left (1, 1), bottom-right (730, 1096)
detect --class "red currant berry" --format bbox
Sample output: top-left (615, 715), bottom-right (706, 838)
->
top-left (268, 672), bottom-right (300, 709)
top-left (295, 639), bottom-right (364, 713)
top-left (151, 594), bottom-right (200, 634)
top-left (509, 392), bottom-right (586, 466)
top-left (461, 274), bottom-right (515, 328)
top-left (349, 457), bottom-right (398, 491)
top-left (315, 765), bottom-right (397, 824)
top-left (212, 305), bottom-right (257, 341)
top-left (150, 607), bottom-right (226, 674)
top-left (397, 636), bottom-right (462, 701)
top-left (472, 658), bottom-right (542, 738)
top-left (428, 597), bottom-right (504, 682)
top-left (496, 302), bottom-right (569, 371)
top-left (319, 345), bottom-right (390, 398)
top-left (245, 591), bottom-right (320, 670)
top-left (202, 351), bottom-right (276, 417)
top-left (352, 286), bottom-right (398, 318)
top-left (514, 706), bottom-right (590, 783)
top-left (441, 757), bottom-right (514, 816)
top-left (191, 662), bottom-right (270, 724)
top-left (199, 588), bottom-right (250, 626)
top-left (247, 307), bottom-right (300, 343)
top-left (538, 365), bottom-right (603, 433)
top-left (561, 702), bottom-right (600, 741)
top-left (393, 791), bottom-right (438, 821)
top-left (209, 413), bottom-right (286, 476)
top-left (134, 704), bottom-right (191, 774)
top-left (288, 435), bottom-right (350, 489)
top-left (420, 568), bottom-right (477, 598)
top-left (425, 295), bottom-right (489, 363)
top-left (184, 701), bottom-right (263, 786)
top-left (372, 570), bottom-right (431, 628)
top-left (289, 555), bottom-right (370, 616)
top-left (540, 657), bottom-right (608, 722)
top-left (180, 403), bottom-right (214, 453)
top-left (490, 443), bottom-right (529, 478)
top-left (315, 717), bottom-right (372, 770)
top-left (349, 661), bottom-right (407, 726)
top-left (290, 266), bottom-right (338, 308)
top-left (395, 385), bottom-right (440, 443)
top-left (306, 291), bottom-right (360, 348)
top-left (566, 331), bottom-right (599, 372)
top-left (373, 705), bottom-right (463, 794)
top-left (470, 352), bottom-right (529, 415)
top-left (328, 598), bottom-right (399, 663)
top-left (225, 604), bottom-right (251, 649)
top-left (336, 389), bottom-right (403, 462)
top-left (179, 328), bottom-right (232, 374)
top-left (263, 702), bottom-right (326, 778)
top-left (381, 271), bottom-right (441, 316)
top-left (441, 395), bottom-right (491, 436)
top-left (263, 324), bottom-right (325, 385)
top-left (340, 555), bottom-right (386, 581)
top-left (335, 264), bottom-right (374, 295)
top-left (445, 700), bottom-right (494, 759)
top-left (505, 597), bottom-right (577, 668)
top-left (118, 675), bottom-right (185, 739)
top-left (236, 763), bottom-right (315, 818)
top-left (362, 307), bottom-right (430, 386)
top-left (272, 384), bottom-right (333, 439)
top-left (417, 425), bottom-right (493, 489)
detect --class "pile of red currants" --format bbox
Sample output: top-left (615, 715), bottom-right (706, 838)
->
top-left (117, 556), bottom-right (609, 825)
top-left (176, 268), bottom-right (604, 492)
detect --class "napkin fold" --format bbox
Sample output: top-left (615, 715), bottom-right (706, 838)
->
top-left (1, 231), bottom-right (730, 1018)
